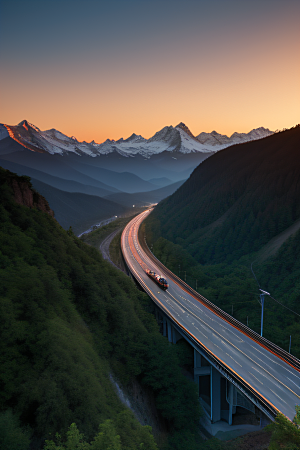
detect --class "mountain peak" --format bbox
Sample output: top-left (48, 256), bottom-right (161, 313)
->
top-left (124, 133), bottom-right (138, 142)
top-left (175, 122), bottom-right (196, 140)
top-left (18, 120), bottom-right (40, 132)
top-left (176, 122), bottom-right (187, 129)
top-left (122, 133), bottom-right (146, 143)
top-left (18, 119), bottom-right (29, 127)
top-left (18, 119), bottom-right (31, 131)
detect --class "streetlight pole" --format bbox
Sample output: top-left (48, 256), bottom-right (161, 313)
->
top-left (259, 289), bottom-right (270, 337)
top-left (179, 264), bottom-right (180, 277)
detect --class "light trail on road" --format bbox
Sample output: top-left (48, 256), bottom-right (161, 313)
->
top-left (121, 209), bottom-right (300, 421)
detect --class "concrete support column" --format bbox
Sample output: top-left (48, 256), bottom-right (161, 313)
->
top-left (228, 383), bottom-right (235, 426)
top-left (211, 367), bottom-right (221, 423)
top-left (260, 413), bottom-right (270, 428)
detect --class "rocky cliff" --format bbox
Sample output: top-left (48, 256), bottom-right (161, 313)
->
top-left (1, 167), bottom-right (55, 217)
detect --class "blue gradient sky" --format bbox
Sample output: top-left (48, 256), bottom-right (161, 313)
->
top-left (1, 0), bottom-right (299, 142)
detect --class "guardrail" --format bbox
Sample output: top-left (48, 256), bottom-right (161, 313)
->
top-left (121, 219), bottom-right (279, 420)
top-left (139, 229), bottom-right (300, 372)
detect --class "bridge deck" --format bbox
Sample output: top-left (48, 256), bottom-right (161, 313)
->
top-left (121, 210), bottom-right (300, 421)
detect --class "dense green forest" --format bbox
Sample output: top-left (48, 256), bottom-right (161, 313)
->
top-left (145, 126), bottom-right (300, 357)
top-left (1, 154), bottom-right (299, 449)
top-left (0, 167), bottom-right (203, 450)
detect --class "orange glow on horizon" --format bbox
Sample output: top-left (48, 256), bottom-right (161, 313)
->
top-left (2, 114), bottom-right (299, 146)
top-left (1, 0), bottom-right (299, 143)
top-left (2, 32), bottom-right (299, 144)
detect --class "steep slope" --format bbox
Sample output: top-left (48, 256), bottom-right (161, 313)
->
top-left (0, 167), bottom-right (201, 449)
top-left (0, 168), bottom-right (124, 442)
top-left (146, 125), bottom-right (300, 264)
top-left (144, 125), bottom-right (300, 356)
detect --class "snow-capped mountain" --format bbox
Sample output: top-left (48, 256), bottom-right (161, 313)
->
top-left (116, 133), bottom-right (146, 144)
top-left (0, 120), bottom-right (273, 158)
top-left (196, 127), bottom-right (273, 146)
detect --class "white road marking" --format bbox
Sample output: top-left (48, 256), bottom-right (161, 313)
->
top-left (123, 212), bottom-right (300, 415)
top-left (287, 377), bottom-right (300, 389)
top-left (249, 372), bottom-right (264, 385)
top-left (270, 389), bottom-right (287, 404)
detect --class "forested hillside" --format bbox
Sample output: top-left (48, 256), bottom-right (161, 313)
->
top-left (0, 167), bottom-right (201, 450)
top-left (145, 126), bottom-right (300, 357)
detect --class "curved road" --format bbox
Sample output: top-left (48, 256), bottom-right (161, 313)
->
top-left (100, 228), bottom-right (124, 272)
top-left (121, 209), bottom-right (300, 422)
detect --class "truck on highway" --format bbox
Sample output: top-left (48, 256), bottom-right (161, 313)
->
top-left (146, 269), bottom-right (169, 290)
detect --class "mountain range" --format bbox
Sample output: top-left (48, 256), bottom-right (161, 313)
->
top-left (0, 119), bottom-right (273, 234)
top-left (0, 120), bottom-right (273, 157)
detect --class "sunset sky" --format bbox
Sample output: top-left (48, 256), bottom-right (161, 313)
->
top-left (1, 0), bottom-right (299, 143)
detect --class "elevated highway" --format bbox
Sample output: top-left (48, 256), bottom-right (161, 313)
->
top-left (121, 209), bottom-right (300, 424)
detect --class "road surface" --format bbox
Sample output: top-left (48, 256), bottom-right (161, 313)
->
top-left (121, 209), bottom-right (300, 421)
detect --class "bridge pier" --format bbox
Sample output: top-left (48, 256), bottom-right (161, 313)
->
top-left (155, 309), bottom-right (178, 343)
top-left (156, 313), bottom-right (258, 427)
top-left (194, 350), bottom-right (221, 422)
top-left (193, 349), bottom-right (249, 425)
top-left (211, 367), bottom-right (221, 423)
top-left (227, 382), bottom-right (235, 425)
top-left (166, 319), bottom-right (181, 344)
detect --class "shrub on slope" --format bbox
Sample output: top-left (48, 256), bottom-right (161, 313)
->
top-left (0, 168), bottom-right (201, 449)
